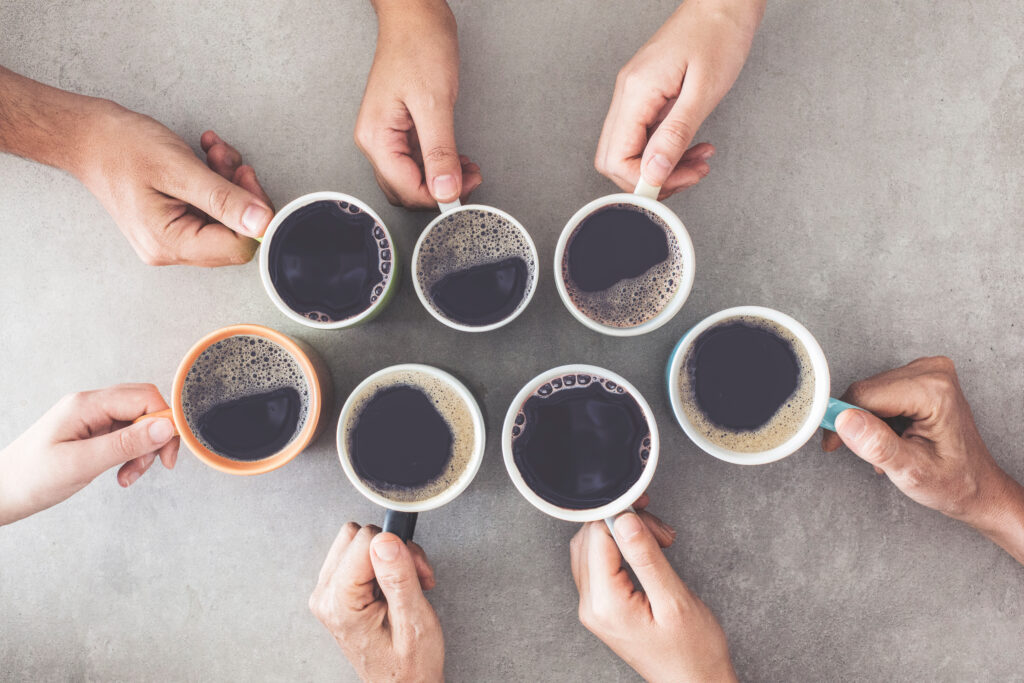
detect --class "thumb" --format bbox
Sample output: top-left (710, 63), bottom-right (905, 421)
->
top-left (169, 159), bottom-right (274, 238)
top-left (613, 512), bottom-right (691, 615)
top-left (640, 87), bottom-right (706, 187)
top-left (76, 417), bottom-right (177, 471)
top-left (410, 104), bottom-right (463, 203)
top-left (370, 533), bottom-right (433, 624)
top-left (834, 409), bottom-right (909, 472)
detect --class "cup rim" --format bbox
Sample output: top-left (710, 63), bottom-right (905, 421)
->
top-left (501, 364), bottom-right (660, 522)
top-left (666, 306), bottom-right (831, 465)
top-left (335, 363), bottom-right (487, 513)
top-left (258, 191), bottom-right (397, 330)
top-left (553, 193), bottom-right (696, 337)
top-left (411, 203), bottom-right (540, 333)
top-left (170, 324), bottom-right (323, 475)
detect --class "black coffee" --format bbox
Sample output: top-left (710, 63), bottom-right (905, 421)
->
top-left (416, 209), bottom-right (535, 327)
top-left (197, 388), bottom-right (302, 461)
top-left (511, 373), bottom-right (650, 510)
top-left (182, 335), bottom-right (310, 461)
top-left (268, 200), bottom-right (392, 323)
top-left (679, 316), bottom-right (814, 452)
top-left (562, 204), bottom-right (684, 328)
top-left (343, 368), bottom-right (477, 503)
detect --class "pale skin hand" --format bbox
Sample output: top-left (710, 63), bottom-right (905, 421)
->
top-left (570, 497), bottom-right (737, 683)
top-left (0, 384), bottom-right (180, 526)
top-left (310, 523), bottom-right (444, 683)
top-left (355, 0), bottom-right (482, 209)
top-left (823, 356), bottom-right (1024, 566)
top-left (0, 66), bottom-right (274, 266)
top-left (595, 0), bottom-right (766, 198)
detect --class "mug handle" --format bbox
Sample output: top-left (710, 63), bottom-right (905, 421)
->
top-left (603, 504), bottom-right (636, 535)
top-left (132, 408), bottom-right (179, 435)
top-left (634, 178), bottom-right (661, 201)
top-left (437, 198), bottom-right (462, 213)
top-left (820, 397), bottom-right (911, 436)
top-left (383, 509), bottom-right (418, 543)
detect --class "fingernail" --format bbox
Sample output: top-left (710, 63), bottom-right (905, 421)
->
top-left (614, 513), bottom-right (643, 540)
top-left (126, 470), bottom-right (142, 486)
top-left (242, 204), bottom-right (271, 236)
top-left (373, 536), bottom-right (401, 561)
top-left (836, 410), bottom-right (866, 441)
top-left (645, 154), bottom-right (673, 182)
top-left (700, 148), bottom-right (715, 160)
top-left (431, 174), bottom-right (458, 201)
top-left (148, 418), bottom-right (174, 443)
top-left (658, 518), bottom-right (677, 537)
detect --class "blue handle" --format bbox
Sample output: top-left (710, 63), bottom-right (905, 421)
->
top-left (820, 397), bottom-right (860, 432)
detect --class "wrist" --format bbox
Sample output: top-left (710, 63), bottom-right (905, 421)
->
top-left (373, 0), bottom-right (454, 35)
top-left (963, 470), bottom-right (1024, 562)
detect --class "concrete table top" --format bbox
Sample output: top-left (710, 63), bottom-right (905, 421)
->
top-left (1, 1), bottom-right (1022, 680)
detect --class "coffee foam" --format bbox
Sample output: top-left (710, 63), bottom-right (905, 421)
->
top-left (181, 335), bottom-right (310, 458)
top-left (416, 208), bottom-right (535, 321)
top-left (678, 316), bottom-right (815, 453)
top-left (510, 372), bottom-right (653, 464)
top-left (343, 368), bottom-right (477, 504)
top-left (562, 204), bottom-right (684, 328)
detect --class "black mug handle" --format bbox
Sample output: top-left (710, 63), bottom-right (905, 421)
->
top-left (383, 509), bottom-right (418, 543)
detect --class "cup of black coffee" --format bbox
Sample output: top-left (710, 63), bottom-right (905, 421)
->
top-left (337, 364), bottom-right (485, 541)
top-left (412, 199), bottom-right (539, 332)
top-left (259, 191), bottom-right (398, 329)
top-left (135, 324), bottom-right (332, 474)
top-left (666, 306), bottom-right (861, 465)
top-left (502, 364), bottom-right (659, 525)
top-left (554, 180), bottom-right (695, 336)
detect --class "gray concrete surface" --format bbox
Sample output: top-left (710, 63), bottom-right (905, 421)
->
top-left (1, 1), bottom-right (1023, 680)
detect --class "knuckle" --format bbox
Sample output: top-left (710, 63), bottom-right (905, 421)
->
top-left (655, 119), bottom-right (695, 151)
top-left (353, 122), bottom-right (373, 152)
top-left (423, 145), bottom-right (457, 166)
top-left (115, 427), bottom-right (140, 459)
top-left (378, 570), bottom-right (413, 593)
top-left (899, 465), bottom-right (928, 490)
top-left (577, 603), bottom-right (595, 630)
top-left (207, 184), bottom-right (234, 219)
top-left (59, 391), bottom-right (89, 414)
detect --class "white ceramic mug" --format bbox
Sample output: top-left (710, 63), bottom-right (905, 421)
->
top-left (502, 364), bottom-right (660, 530)
top-left (412, 198), bottom-right (539, 332)
top-left (554, 180), bottom-right (695, 337)
top-left (666, 306), bottom-right (860, 465)
top-left (259, 191), bottom-right (399, 330)
top-left (336, 363), bottom-right (486, 541)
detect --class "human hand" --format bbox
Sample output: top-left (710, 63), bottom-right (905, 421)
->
top-left (823, 356), bottom-right (1024, 563)
top-left (309, 522), bottom-right (443, 682)
top-left (595, 0), bottom-right (765, 198)
top-left (570, 501), bottom-right (736, 682)
top-left (355, 0), bottom-right (482, 209)
top-left (0, 384), bottom-right (179, 526)
top-left (74, 102), bottom-right (274, 266)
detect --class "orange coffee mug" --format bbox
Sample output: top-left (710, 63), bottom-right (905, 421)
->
top-left (136, 324), bottom-right (332, 475)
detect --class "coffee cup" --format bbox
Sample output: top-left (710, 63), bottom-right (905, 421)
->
top-left (336, 363), bottom-right (485, 541)
top-left (666, 306), bottom-right (860, 465)
top-left (412, 198), bottom-right (539, 332)
top-left (259, 191), bottom-right (399, 329)
top-left (554, 180), bottom-right (695, 337)
top-left (502, 364), bottom-right (659, 529)
top-left (135, 324), bottom-right (332, 474)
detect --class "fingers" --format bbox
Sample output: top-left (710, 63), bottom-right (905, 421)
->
top-left (370, 532), bottom-right (435, 628)
top-left (317, 522), bottom-right (363, 586)
top-left (639, 77), bottom-right (711, 188)
top-left (595, 75), bottom-right (665, 191)
top-left (408, 541), bottom-right (437, 591)
top-left (408, 101), bottom-right (462, 203)
top-left (333, 525), bottom-right (382, 611)
top-left (612, 512), bottom-right (691, 617)
top-left (636, 508), bottom-right (677, 548)
top-left (68, 416), bottom-right (176, 475)
top-left (582, 520), bottom-right (637, 603)
top-left (834, 409), bottom-right (911, 473)
top-left (116, 452), bottom-right (157, 487)
top-left (163, 211), bottom-right (259, 267)
top-left (201, 131), bottom-right (243, 180)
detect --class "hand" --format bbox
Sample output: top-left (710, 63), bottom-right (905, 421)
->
top-left (309, 523), bottom-right (443, 682)
top-left (75, 104), bottom-right (275, 266)
top-left (595, 0), bottom-right (765, 198)
top-left (0, 384), bottom-right (179, 526)
top-left (355, 0), bottom-right (482, 209)
top-left (570, 499), bottom-right (736, 682)
top-left (823, 356), bottom-right (1024, 564)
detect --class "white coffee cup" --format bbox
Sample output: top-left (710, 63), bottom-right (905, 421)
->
top-left (337, 363), bottom-right (486, 540)
top-left (412, 198), bottom-right (539, 332)
top-left (554, 180), bottom-right (695, 337)
top-left (666, 306), bottom-right (859, 465)
top-left (259, 191), bottom-right (399, 330)
top-left (502, 364), bottom-right (660, 529)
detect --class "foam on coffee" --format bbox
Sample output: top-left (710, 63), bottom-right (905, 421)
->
top-left (343, 368), bottom-right (477, 504)
top-left (561, 204), bottom-right (685, 328)
top-left (181, 335), bottom-right (310, 458)
top-left (678, 316), bottom-right (815, 453)
top-left (416, 209), bottom-right (534, 325)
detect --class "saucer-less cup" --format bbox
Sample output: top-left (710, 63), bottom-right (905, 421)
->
top-left (666, 306), bottom-right (859, 465)
top-left (136, 324), bottom-right (332, 475)
top-left (554, 180), bottom-right (696, 337)
top-left (259, 191), bottom-right (399, 330)
top-left (502, 364), bottom-right (660, 531)
top-left (412, 198), bottom-right (539, 332)
top-left (336, 363), bottom-right (486, 541)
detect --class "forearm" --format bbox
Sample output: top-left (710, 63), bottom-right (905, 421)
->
top-left (371, 0), bottom-right (454, 33)
top-left (972, 474), bottom-right (1024, 566)
top-left (0, 66), bottom-right (106, 176)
